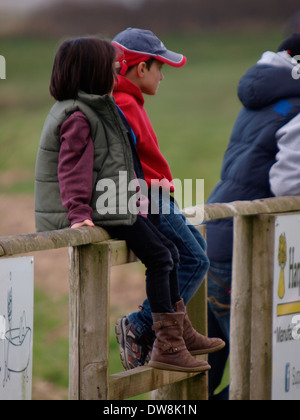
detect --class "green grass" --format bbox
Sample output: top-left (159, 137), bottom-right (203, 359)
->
top-left (33, 289), bottom-right (69, 392)
top-left (0, 37), bottom-right (57, 192)
top-left (0, 30), bottom-right (283, 397)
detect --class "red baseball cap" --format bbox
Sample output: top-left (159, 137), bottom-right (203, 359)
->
top-left (112, 28), bottom-right (186, 75)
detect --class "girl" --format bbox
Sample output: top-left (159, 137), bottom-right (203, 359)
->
top-left (35, 36), bottom-right (211, 373)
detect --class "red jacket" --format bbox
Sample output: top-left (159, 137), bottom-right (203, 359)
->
top-left (114, 75), bottom-right (174, 191)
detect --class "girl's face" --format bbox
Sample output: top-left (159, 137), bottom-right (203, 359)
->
top-left (140, 60), bottom-right (164, 96)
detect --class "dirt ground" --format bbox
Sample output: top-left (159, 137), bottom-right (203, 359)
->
top-left (0, 194), bottom-right (147, 400)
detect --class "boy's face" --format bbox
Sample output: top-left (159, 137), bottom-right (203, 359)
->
top-left (139, 60), bottom-right (164, 95)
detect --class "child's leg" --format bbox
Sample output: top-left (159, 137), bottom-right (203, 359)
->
top-left (147, 221), bottom-right (181, 307)
top-left (158, 199), bottom-right (210, 305)
top-left (107, 216), bottom-right (176, 314)
top-left (123, 231), bottom-right (181, 345)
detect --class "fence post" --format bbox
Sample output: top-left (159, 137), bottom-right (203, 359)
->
top-left (69, 243), bottom-right (111, 400)
top-left (230, 214), bottom-right (274, 400)
top-left (249, 215), bottom-right (273, 400)
top-left (230, 216), bottom-right (253, 400)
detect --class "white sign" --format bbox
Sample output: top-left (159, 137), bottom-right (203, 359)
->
top-left (272, 215), bottom-right (300, 400)
top-left (0, 257), bottom-right (34, 400)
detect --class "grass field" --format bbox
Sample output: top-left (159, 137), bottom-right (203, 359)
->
top-left (0, 29), bottom-right (283, 399)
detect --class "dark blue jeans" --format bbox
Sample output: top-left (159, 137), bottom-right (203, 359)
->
top-left (127, 195), bottom-right (210, 340)
top-left (207, 260), bottom-right (232, 400)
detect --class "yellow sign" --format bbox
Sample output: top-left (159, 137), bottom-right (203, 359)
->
top-left (277, 302), bottom-right (300, 317)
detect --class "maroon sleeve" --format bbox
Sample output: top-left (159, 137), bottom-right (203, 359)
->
top-left (58, 111), bottom-right (94, 226)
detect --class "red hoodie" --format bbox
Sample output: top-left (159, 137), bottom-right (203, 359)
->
top-left (113, 75), bottom-right (174, 192)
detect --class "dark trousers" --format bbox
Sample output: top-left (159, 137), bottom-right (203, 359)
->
top-left (107, 216), bottom-right (180, 314)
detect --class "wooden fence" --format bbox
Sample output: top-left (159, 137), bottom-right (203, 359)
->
top-left (1, 196), bottom-right (300, 400)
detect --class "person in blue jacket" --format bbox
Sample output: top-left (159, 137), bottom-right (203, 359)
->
top-left (206, 33), bottom-right (300, 400)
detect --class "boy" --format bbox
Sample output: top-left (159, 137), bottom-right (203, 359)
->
top-left (112, 28), bottom-right (224, 369)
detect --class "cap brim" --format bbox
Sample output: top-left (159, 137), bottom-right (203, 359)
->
top-left (112, 41), bottom-right (186, 68)
top-left (155, 50), bottom-right (187, 67)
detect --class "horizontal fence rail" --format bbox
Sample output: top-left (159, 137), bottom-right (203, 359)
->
top-left (1, 196), bottom-right (300, 258)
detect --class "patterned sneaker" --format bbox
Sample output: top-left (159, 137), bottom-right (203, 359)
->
top-left (115, 317), bottom-right (151, 370)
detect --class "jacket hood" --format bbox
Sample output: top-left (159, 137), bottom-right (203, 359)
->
top-left (238, 51), bottom-right (300, 110)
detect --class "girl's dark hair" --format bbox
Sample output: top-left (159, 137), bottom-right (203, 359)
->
top-left (50, 37), bottom-right (116, 101)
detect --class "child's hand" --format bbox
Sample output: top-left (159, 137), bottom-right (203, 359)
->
top-left (71, 219), bottom-right (95, 229)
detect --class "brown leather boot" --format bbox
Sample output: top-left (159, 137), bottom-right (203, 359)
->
top-left (175, 299), bottom-right (225, 356)
top-left (148, 312), bottom-right (211, 373)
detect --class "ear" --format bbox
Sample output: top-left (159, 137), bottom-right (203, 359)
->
top-left (137, 62), bottom-right (147, 79)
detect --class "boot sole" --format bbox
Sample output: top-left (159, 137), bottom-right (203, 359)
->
top-left (189, 341), bottom-right (226, 356)
top-left (148, 361), bottom-right (211, 373)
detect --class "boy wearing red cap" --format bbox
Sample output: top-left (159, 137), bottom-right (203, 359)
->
top-left (113, 28), bottom-right (186, 192)
top-left (113, 28), bottom-right (223, 370)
